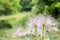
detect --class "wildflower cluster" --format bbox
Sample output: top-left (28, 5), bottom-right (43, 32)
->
top-left (12, 14), bottom-right (58, 40)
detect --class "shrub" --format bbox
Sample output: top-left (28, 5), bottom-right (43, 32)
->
top-left (0, 0), bottom-right (22, 15)
top-left (0, 20), bottom-right (12, 28)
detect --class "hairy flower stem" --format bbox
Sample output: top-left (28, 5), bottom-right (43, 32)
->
top-left (53, 30), bottom-right (55, 40)
top-left (42, 24), bottom-right (46, 40)
top-left (34, 25), bottom-right (39, 40)
top-left (52, 27), bottom-right (55, 40)
top-left (30, 33), bottom-right (33, 40)
top-left (25, 34), bottom-right (27, 40)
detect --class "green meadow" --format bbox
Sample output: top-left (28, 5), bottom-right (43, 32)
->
top-left (0, 0), bottom-right (60, 40)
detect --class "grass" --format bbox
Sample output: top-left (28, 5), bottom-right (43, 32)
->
top-left (0, 12), bottom-right (31, 20)
top-left (0, 12), bottom-right (32, 28)
top-left (0, 28), bottom-right (25, 40)
top-left (0, 12), bottom-right (33, 40)
top-left (0, 28), bottom-right (60, 40)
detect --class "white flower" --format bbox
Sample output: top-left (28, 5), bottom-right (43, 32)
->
top-left (12, 26), bottom-right (26, 38)
top-left (26, 27), bottom-right (43, 35)
top-left (26, 27), bottom-right (34, 34)
top-left (27, 14), bottom-right (58, 32)
top-left (26, 37), bottom-right (31, 40)
top-left (12, 14), bottom-right (58, 39)
top-left (12, 26), bottom-right (42, 38)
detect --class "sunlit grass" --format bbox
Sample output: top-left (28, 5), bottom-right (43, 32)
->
top-left (0, 12), bottom-right (32, 28)
top-left (0, 12), bottom-right (31, 20)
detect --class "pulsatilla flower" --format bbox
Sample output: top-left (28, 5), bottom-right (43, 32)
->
top-left (26, 14), bottom-right (58, 40)
top-left (27, 14), bottom-right (58, 32)
top-left (12, 14), bottom-right (58, 40)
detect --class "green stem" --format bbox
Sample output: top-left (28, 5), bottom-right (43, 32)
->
top-left (30, 33), bottom-right (33, 40)
top-left (42, 24), bottom-right (46, 40)
top-left (52, 27), bottom-right (55, 40)
top-left (34, 25), bottom-right (38, 40)
top-left (25, 35), bottom-right (27, 40)
top-left (42, 26), bottom-right (45, 40)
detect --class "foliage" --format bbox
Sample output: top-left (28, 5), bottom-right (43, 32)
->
top-left (42, 0), bottom-right (60, 18)
top-left (0, 0), bottom-right (22, 15)
top-left (0, 20), bottom-right (12, 28)
top-left (0, 0), bottom-right (60, 28)
top-left (0, 0), bottom-right (60, 16)
top-left (0, 0), bottom-right (60, 40)
top-left (0, 12), bottom-right (31, 28)
top-left (20, 0), bottom-right (32, 11)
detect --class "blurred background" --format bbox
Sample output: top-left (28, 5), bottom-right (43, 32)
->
top-left (0, 0), bottom-right (60, 40)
